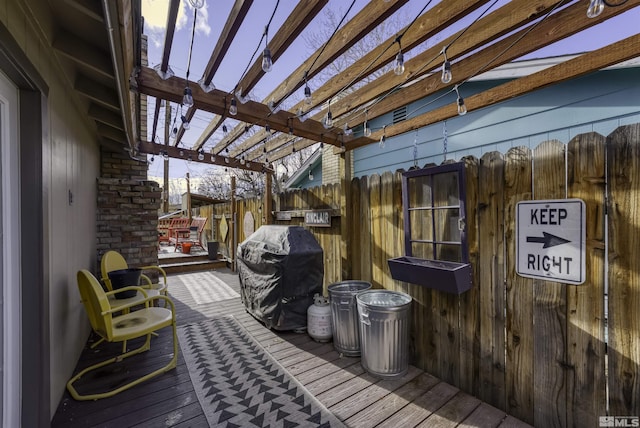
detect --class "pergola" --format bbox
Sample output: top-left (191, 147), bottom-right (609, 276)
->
top-left (51, 0), bottom-right (640, 173)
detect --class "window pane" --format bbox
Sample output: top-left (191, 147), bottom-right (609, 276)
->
top-left (412, 242), bottom-right (434, 259)
top-left (435, 243), bottom-right (462, 262)
top-left (408, 175), bottom-right (432, 208)
top-left (409, 209), bottom-right (433, 241)
top-left (432, 171), bottom-right (459, 207)
top-left (434, 208), bottom-right (461, 243)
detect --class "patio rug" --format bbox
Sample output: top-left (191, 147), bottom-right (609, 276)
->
top-left (178, 316), bottom-right (344, 428)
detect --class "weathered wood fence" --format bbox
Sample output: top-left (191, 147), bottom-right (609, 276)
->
top-left (202, 124), bottom-right (640, 426)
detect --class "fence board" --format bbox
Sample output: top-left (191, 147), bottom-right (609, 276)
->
top-left (382, 171), bottom-right (395, 289)
top-left (350, 178), bottom-right (362, 280)
top-left (532, 140), bottom-right (568, 428)
top-left (477, 151), bottom-right (506, 407)
top-left (370, 174), bottom-right (384, 288)
top-left (459, 156), bottom-right (481, 397)
top-left (504, 146), bottom-right (534, 424)
top-left (359, 176), bottom-right (372, 284)
top-left (607, 124), bottom-right (640, 416)
top-left (566, 132), bottom-right (607, 426)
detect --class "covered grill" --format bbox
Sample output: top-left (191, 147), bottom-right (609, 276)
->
top-left (237, 225), bottom-right (324, 331)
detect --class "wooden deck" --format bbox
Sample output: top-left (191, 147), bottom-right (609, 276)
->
top-left (52, 268), bottom-right (533, 427)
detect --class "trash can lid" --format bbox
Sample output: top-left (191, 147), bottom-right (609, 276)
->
top-left (328, 281), bottom-right (372, 294)
top-left (356, 290), bottom-right (412, 307)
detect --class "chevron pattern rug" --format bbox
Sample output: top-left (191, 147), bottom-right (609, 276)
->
top-left (178, 316), bottom-right (344, 428)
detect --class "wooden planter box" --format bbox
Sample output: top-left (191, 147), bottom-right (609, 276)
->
top-left (388, 256), bottom-right (473, 294)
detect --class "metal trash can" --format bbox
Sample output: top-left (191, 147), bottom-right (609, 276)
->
top-left (327, 281), bottom-right (372, 356)
top-left (356, 290), bottom-right (412, 379)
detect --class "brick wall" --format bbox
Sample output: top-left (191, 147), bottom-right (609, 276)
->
top-left (97, 147), bottom-right (161, 272)
top-left (321, 145), bottom-right (352, 185)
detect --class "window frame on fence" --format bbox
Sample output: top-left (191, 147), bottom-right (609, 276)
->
top-left (401, 162), bottom-right (469, 264)
top-left (388, 161), bottom-right (473, 294)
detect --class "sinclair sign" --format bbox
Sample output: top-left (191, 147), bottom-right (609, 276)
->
top-left (516, 199), bottom-right (586, 285)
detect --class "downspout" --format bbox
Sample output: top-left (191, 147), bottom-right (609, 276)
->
top-left (102, 0), bottom-right (146, 162)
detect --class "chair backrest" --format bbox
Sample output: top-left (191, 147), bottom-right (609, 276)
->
top-left (77, 270), bottom-right (115, 340)
top-left (171, 217), bottom-right (191, 228)
top-left (192, 217), bottom-right (208, 233)
top-left (101, 250), bottom-right (129, 291)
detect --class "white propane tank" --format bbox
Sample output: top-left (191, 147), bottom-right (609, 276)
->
top-left (307, 294), bottom-right (332, 342)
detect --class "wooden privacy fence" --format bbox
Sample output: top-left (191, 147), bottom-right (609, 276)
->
top-left (201, 124), bottom-right (639, 427)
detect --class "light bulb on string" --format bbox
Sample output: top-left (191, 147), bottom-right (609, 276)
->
top-left (222, 124), bottom-right (228, 135)
top-left (587, 0), bottom-right (604, 17)
top-left (229, 98), bottom-right (238, 115)
top-left (323, 110), bottom-right (333, 129)
top-left (343, 122), bottom-right (353, 136)
top-left (171, 127), bottom-right (178, 138)
top-left (393, 38), bottom-right (405, 76)
top-left (379, 126), bottom-right (386, 149)
top-left (149, 154), bottom-right (154, 164)
top-left (308, 170), bottom-right (314, 181)
top-left (181, 115), bottom-right (190, 130)
top-left (297, 108), bottom-right (308, 122)
top-left (182, 87), bottom-right (194, 107)
top-left (179, 149), bottom-right (184, 157)
top-left (197, 149), bottom-right (204, 161)
top-left (187, 154), bottom-right (192, 164)
top-left (224, 147), bottom-right (230, 163)
top-left (262, 47), bottom-right (273, 73)
top-left (364, 121), bottom-right (371, 137)
top-left (441, 49), bottom-right (452, 84)
top-left (241, 156), bottom-right (246, 165)
top-left (455, 85), bottom-right (467, 116)
top-left (162, 151), bottom-right (169, 160)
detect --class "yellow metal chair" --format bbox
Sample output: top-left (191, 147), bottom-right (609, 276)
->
top-left (101, 250), bottom-right (168, 296)
top-left (67, 270), bottom-right (178, 401)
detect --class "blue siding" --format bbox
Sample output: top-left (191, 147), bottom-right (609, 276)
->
top-left (354, 67), bottom-right (640, 176)
top-left (293, 162), bottom-right (322, 190)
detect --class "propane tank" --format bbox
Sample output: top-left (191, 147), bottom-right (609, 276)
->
top-left (307, 294), bottom-right (332, 342)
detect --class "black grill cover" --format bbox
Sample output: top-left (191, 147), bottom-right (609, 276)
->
top-left (237, 225), bottom-right (323, 331)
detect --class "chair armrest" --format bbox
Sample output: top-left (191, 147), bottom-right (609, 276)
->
top-left (104, 286), bottom-right (149, 300)
top-left (140, 265), bottom-right (168, 284)
top-left (140, 274), bottom-right (153, 286)
top-left (102, 294), bottom-right (176, 316)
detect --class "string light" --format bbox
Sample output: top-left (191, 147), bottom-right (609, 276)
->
top-left (162, 151), bottom-right (169, 160)
top-left (393, 37), bottom-right (405, 76)
top-left (303, 71), bottom-right (312, 105)
top-left (171, 126), bottom-right (178, 138)
top-left (379, 126), bottom-right (386, 149)
top-left (587, 0), bottom-right (604, 17)
top-left (363, 110), bottom-right (371, 137)
top-left (441, 49), bottom-right (452, 84)
top-left (222, 124), bottom-right (228, 134)
top-left (262, 26), bottom-right (273, 72)
top-left (308, 170), bottom-right (314, 181)
top-left (323, 100), bottom-right (333, 128)
top-left (197, 149), bottom-right (205, 161)
top-left (182, 87), bottom-right (194, 107)
top-left (454, 85), bottom-right (467, 116)
top-left (229, 97), bottom-right (238, 115)
top-left (343, 122), bottom-right (353, 136)
top-left (297, 108), bottom-right (308, 122)
top-left (181, 115), bottom-right (190, 130)
top-left (182, 5), bottom-right (199, 107)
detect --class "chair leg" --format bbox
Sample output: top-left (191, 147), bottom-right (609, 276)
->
top-left (67, 327), bottom-right (177, 401)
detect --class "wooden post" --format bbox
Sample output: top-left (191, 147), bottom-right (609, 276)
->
top-left (230, 175), bottom-right (236, 271)
top-left (186, 172), bottom-right (192, 221)
top-left (163, 100), bottom-right (170, 213)
top-left (340, 149), bottom-right (352, 280)
top-left (264, 172), bottom-right (273, 224)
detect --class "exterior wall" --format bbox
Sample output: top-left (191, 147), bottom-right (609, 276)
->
top-left (0, 0), bottom-right (100, 422)
top-left (321, 145), bottom-right (353, 185)
top-left (354, 67), bottom-right (640, 176)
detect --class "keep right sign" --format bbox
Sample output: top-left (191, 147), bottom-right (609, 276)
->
top-left (516, 199), bottom-right (586, 285)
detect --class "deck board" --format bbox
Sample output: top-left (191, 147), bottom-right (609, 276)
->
top-left (52, 268), bottom-right (533, 427)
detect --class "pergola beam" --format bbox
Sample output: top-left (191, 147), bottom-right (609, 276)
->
top-left (356, 33), bottom-right (640, 150)
top-left (215, 0), bottom-right (409, 155)
top-left (136, 66), bottom-right (374, 148)
top-left (178, 0), bottom-right (253, 149)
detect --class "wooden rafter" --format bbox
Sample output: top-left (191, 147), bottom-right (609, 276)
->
top-left (355, 32), bottom-right (640, 151)
top-left (176, 0), bottom-right (253, 148)
top-left (136, 66), bottom-right (374, 148)
top-left (229, 0), bottom-right (493, 159)
top-left (206, 0), bottom-right (330, 155)
top-left (213, 0), bottom-right (410, 156)
top-left (342, 0), bottom-right (640, 130)
top-left (150, 0), bottom-right (180, 144)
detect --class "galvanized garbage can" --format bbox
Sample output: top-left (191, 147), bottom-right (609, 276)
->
top-left (328, 281), bottom-right (372, 356)
top-left (356, 290), bottom-right (412, 379)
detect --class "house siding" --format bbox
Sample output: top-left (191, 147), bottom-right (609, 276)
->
top-left (1, 0), bottom-right (102, 422)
